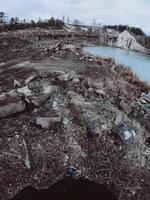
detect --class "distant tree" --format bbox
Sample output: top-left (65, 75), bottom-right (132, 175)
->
top-left (103, 24), bottom-right (145, 36)
top-left (10, 17), bottom-right (19, 24)
top-left (31, 20), bottom-right (35, 26)
top-left (48, 17), bottom-right (55, 26)
top-left (14, 17), bottom-right (19, 24)
top-left (10, 17), bottom-right (15, 24)
top-left (55, 19), bottom-right (64, 29)
top-left (0, 11), bottom-right (6, 24)
top-left (22, 19), bottom-right (26, 24)
top-left (0, 11), bottom-right (64, 32)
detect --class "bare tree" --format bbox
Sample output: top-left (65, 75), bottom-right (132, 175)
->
top-left (0, 11), bottom-right (6, 24)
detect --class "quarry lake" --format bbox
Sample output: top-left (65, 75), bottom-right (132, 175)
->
top-left (85, 46), bottom-right (150, 83)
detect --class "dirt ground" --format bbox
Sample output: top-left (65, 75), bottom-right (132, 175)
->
top-left (0, 31), bottom-right (150, 200)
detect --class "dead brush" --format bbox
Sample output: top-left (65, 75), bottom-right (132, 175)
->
top-left (115, 64), bottom-right (150, 93)
top-left (103, 57), bottom-right (116, 65)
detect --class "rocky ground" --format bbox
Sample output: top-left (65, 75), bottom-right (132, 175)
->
top-left (0, 31), bottom-right (150, 200)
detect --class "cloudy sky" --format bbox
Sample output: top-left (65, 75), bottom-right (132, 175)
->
top-left (1, 0), bottom-right (150, 33)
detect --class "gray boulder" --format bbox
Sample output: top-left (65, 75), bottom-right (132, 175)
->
top-left (36, 116), bottom-right (62, 129)
top-left (112, 124), bottom-right (136, 144)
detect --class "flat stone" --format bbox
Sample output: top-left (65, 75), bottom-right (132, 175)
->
top-left (36, 116), bottom-right (62, 129)
top-left (14, 79), bottom-right (21, 88)
top-left (0, 100), bottom-right (26, 118)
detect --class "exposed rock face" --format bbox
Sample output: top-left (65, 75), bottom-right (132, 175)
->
top-left (117, 30), bottom-right (146, 53)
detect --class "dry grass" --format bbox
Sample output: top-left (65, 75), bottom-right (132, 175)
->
top-left (113, 63), bottom-right (150, 93)
top-left (96, 55), bottom-right (150, 93)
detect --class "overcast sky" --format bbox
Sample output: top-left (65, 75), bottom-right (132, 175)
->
top-left (1, 0), bottom-right (150, 33)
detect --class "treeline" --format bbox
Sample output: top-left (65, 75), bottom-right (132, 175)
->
top-left (103, 25), bottom-right (145, 36)
top-left (0, 12), bottom-right (64, 32)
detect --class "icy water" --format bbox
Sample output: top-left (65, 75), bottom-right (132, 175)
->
top-left (85, 46), bottom-right (150, 83)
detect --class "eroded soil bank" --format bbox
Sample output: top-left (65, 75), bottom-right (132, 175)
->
top-left (0, 31), bottom-right (150, 200)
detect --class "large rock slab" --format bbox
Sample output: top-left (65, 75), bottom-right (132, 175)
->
top-left (0, 96), bottom-right (26, 118)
